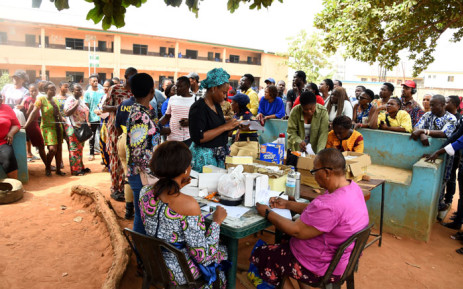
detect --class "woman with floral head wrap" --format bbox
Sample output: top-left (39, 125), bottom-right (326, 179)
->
top-left (188, 68), bottom-right (240, 172)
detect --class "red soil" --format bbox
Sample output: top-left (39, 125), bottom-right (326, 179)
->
top-left (1, 148), bottom-right (462, 289)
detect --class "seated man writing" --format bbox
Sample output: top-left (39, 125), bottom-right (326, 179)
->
top-left (411, 94), bottom-right (456, 146)
top-left (252, 148), bottom-right (369, 288)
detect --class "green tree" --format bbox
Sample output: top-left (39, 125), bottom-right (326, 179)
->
top-left (32, 0), bottom-right (282, 30)
top-left (283, 31), bottom-right (333, 83)
top-left (314, 0), bottom-right (463, 76)
top-left (0, 73), bottom-right (9, 91)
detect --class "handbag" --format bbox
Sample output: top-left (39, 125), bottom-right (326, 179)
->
top-left (74, 122), bottom-right (93, 143)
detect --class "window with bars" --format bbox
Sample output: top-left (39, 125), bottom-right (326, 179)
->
top-left (229, 55), bottom-right (240, 63)
top-left (0, 32), bottom-right (7, 44)
top-left (25, 34), bottom-right (36, 47)
top-left (98, 41), bottom-right (107, 51)
top-left (65, 38), bottom-right (84, 50)
top-left (133, 44), bottom-right (148, 55)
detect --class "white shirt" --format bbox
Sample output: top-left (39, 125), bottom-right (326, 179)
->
top-left (1, 84), bottom-right (28, 106)
top-left (166, 95), bottom-right (196, 141)
top-left (327, 100), bottom-right (353, 122)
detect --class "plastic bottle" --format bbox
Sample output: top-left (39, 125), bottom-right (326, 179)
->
top-left (276, 133), bottom-right (285, 146)
top-left (285, 166), bottom-right (296, 197)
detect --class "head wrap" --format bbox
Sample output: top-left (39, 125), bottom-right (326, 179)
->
top-left (200, 68), bottom-right (230, 90)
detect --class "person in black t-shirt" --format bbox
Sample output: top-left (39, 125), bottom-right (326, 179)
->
top-left (188, 68), bottom-right (239, 172)
top-left (286, 71), bottom-right (307, 117)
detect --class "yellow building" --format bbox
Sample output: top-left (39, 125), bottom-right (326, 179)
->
top-left (0, 18), bottom-right (288, 89)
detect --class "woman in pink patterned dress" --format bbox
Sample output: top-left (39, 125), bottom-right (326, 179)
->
top-left (64, 84), bottom-right (89, 176)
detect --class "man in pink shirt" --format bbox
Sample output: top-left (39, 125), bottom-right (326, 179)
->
top-left (252, 148), bottom-right (369, 287)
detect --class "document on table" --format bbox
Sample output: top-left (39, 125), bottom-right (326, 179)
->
top-left (255, 190), bottom-right (293, 220)
top-left (204, 203), bottom-right (250, 219)
top-left (240, 120), bottom-right (265, 131)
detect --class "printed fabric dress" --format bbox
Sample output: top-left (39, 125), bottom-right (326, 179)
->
top-left (125, 102), bottom-right (161, 177)
top-left (64, 97), bottom-right (89, 174)
top-left (139, 186), bottom-right (228, 289)
top-left (104, 84), bottom-right (132, 193)
top-left (35, 95), bottom-right (63, 146)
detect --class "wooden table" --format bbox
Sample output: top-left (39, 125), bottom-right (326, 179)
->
top-left (300, 179), bottom-right (386, 248)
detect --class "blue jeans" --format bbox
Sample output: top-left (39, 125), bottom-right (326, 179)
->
top-left (128, 174), bottom-right (146, 235)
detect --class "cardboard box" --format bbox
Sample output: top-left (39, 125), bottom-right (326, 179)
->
top-left (202, 165), bottom-right (227, 174)
top-left (342, 152), bottom-right (371, 181)
top-left (259, 143), bottom-right (284, 164)
top-left (296, 152), bottom-right (371, 188)
top-left (225, 156), bottom-right (253, 165)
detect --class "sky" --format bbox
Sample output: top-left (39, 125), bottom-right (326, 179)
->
top-left (1, 0), bottom-right (463, 80)
top-left (0, 0), bottom-right (323, 53)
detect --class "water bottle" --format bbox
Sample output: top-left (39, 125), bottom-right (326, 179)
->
top-left (294, 172), bottom-right (301, 200)
top-left (277, 133), bottom-right (285, 146)
top-left (285, 167), bottom-right (296, 197)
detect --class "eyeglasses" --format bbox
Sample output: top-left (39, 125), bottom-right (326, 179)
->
top-left (310, 167), bottom-right (333, 175)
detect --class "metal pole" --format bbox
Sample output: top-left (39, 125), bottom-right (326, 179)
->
top-left (93, 40), bottom-right (96, 74)
top-left (88, 41), bottom-right (91, 79)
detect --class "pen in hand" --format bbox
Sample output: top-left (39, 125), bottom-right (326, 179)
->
top-left (203, 207), bottom-right (214, 219)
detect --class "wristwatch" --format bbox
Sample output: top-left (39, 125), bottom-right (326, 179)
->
top-left (265, 208), bottom-right (272, 220)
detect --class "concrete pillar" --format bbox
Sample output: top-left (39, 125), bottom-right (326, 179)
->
top-left (223, 48), bottom-right (226, 64)
top-left (113, 35), bottom-right (121, 78)
top-left (40, 28), bottom-right (46, 80)
top-left (175, 42), bottom-right (180, 79)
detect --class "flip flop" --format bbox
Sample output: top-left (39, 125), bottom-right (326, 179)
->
top-left (56, 171), bottom-right (66, 176)
top-left (82, 168), bottom-right (91, 173)
top-left (451, 232), bottom-right (463, 240)
top-left (45, 168), bottom-right (51, 177)
top-left (456, 248), bottom-right (463, 255)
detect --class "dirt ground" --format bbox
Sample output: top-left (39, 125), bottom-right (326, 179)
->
top-left (1, 146), bottom-right (463, 289)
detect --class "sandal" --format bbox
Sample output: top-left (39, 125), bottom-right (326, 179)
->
top-left (456, 247), bottom-right (463, 255)
top-left (72, 171), bottom-right (85, 176)
top-left (45, 168), bottom-right (51, 177)
top-left (451, 232), bottom-right (463, 240)
top-left (56, 171), bottom-right (66, 176)
top-left (82, 168), bottom-right (91, 173)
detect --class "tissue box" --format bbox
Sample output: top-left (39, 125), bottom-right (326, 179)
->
top-left (243, 173), bottom-right (269, 207)
top-left (259, 143), bottom-right (284, 164)
top-left (189, 170), bottom-right (226, 193)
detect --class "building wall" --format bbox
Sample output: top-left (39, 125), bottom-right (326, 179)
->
top-left (423, 71), bottom-right (463, 90)
top-left (0, 19), bottom-right (287, 88)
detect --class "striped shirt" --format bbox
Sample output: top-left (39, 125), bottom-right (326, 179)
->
top-left (166, 95), bottom-right (195, 141)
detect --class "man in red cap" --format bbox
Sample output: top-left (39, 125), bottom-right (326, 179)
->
top-left (401, 80), bottom-right (424, 127)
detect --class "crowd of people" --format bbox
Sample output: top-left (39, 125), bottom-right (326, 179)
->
top-left (1, 67), bottom-right (463, 288)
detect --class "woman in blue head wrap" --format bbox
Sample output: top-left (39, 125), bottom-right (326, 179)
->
top-left (188, 68), bottom-right (240, 172)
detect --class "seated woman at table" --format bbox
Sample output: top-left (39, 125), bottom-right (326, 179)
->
top-left (287, 91), bottom-right (329, 154)
top-left (139, 141), bottom-right (229, 288)
top-left (252, 148), bottom-right (369, 288)
top-left (369, 97), bottom-right (413, 133)
top-left (326, 115), bottom-right (364, 153)
top-left (229, 93), bottom-right (259, 159)
top-left (188, 68), bottom-right (239, 172)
